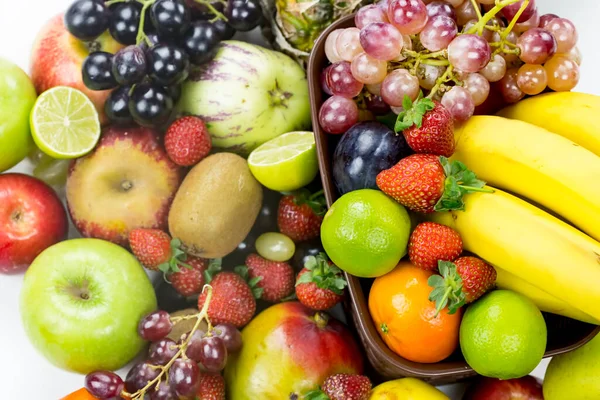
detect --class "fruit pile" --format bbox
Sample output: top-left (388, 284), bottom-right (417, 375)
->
top-left (318, 0), bottom-right (581, 134)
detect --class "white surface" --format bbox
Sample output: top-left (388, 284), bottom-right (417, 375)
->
top-left (1, 0), bottom-right (600, 398)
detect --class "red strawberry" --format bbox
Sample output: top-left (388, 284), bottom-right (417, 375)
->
top-left (129, 229), bottom-right (186, 271)
top-left (198, 271), bottom-right (258, 328)
top-left (376, 154), bottom-right (491, 213)
top-left (306, 374), bottom-right (372, 400)
top-left (169, 257), bottom-right (208, 297)
top-left (243, 254), bottom-right (295, 302)
top-left (295, 253), bottom-right (347, 311)
top-left (428, 257), bottom-right (497, 315)
top-left (409, 222), bottom-right (463, 271)
top-left (196, 372), bottom-right (225, 400)
top-left (164, 116), bottom-right (212, 166)
top-left (277, 189), bottom-right (326, 242)
top-left (395, 97), bottom-right (455, 157)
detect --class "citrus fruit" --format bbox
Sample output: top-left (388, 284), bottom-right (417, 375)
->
top-left (460, 290), bottom-right (547, 379)
top-left (368, 261), bottom-right (461, 363)
top-left (30, 86), bottom-right (101, 159)
top-left (320, 189), bottom-right (410, 278)
top-left (370, 377), bottom-right (450, 400)
top-left (247, 131), bottom-right (318, 192)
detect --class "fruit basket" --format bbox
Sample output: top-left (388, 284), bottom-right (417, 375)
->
top-left (307, 14), bottom-right (600, 384)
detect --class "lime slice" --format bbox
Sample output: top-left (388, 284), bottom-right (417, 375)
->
top-left (30, 86), bottom-right (101, 159)
top-left (248, 131), bottom-right (318, 192)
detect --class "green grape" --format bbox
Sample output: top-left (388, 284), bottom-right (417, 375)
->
top-left (33, 154), bottom-right (70, 187)
top-left (255, 232), bottom-right (295, 262)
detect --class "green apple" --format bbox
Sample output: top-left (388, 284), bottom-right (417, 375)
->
top-left (0, 58), bottom-right (37, 172)
top-left (20, 238), bottom-right (157, 373)
top-left (544, 332), bottom-right (600, 400)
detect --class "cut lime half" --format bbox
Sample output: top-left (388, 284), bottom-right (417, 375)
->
top-left (248, 131), bottom-right (318, 192)
top-left (30, 86), bottom-right (101, 159)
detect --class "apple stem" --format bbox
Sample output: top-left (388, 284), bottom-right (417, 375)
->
top-left (314, 312), bottom-right (329, 329)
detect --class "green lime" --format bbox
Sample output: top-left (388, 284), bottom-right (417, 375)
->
top-left (460, 290), bottom-right (547, 379)
top-left (30, 86), bottom-right (101, 159)
top-left (320, 189), bottom-right (411, 278)
top-left (247, 131), bottom-right (318, 192)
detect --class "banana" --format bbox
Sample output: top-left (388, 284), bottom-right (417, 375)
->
top-left (453, 116), bottom-right (600, 242)
top-left (498, 92), bottom-right (600, 156)
top-left (427, 188), bottom-right (600, 322)
top-left (495, 267), bottom-right (599, 325)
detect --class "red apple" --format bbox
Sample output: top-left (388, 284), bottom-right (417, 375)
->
top-left (464, 376), bottom-right (544, 400)
top-left (30, 14), bottom-right (123, 124)
top-left (0, 173), bottom-right (68, 274)
top-left (225, 302), bottom-right (364, 398)
top-left (66, 125), bottom-right (184, 247)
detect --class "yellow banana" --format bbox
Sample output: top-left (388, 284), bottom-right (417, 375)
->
top-left (453, 116), bottom-right (600, 242)
top-left (498, 92), bottom-right (600, 156)
top-left (495, 267), bottom-right (599, 325)
top-left (428, 188), bottom-right (600, 322)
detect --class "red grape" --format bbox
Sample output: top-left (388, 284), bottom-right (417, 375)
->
top-left (480, 54), bottom-right (507, 82)
top-left (441, 86), bottom-right (475, 121)
top-left (426, 1), bottom-right (456, 21)
top-left (325, 30), bottom-right (344, 63)
top-left (327, 61), bottom-right (364, 98)
top-left (148, 338), bottom-right (179, 365)
top-left (351, 53), bottom-right (388, 84)
top-left (514, 9), bottom-right (539, 33)
top-left (498, 68), bottom-right (525, 103)
top-left (564, 46), bottom-right (582, 66)
top-left (150, 381), bottom-right (177, 400)
top-left (138, 310), bottom-right (173, 342)
top-left (517, 64), bottom-right (547, 95)
top-left (517, 28), bottom-right (557, 65)
top-left (539, 13), bottom-right (559, 29)
top-left (321, 66), bottom-right (333, 95)
top-left (455, 0), bottom-right (477, 26)
top-left (545, 18), bottom-right (578, 53)
top-left (387, 0), bottom-right (429, 34)
top-left (419, 15), bottom-right (457, 51)
top-left (366, 95), bottom-right (391, 115)
top-left (336, 28), bottom-right (363, 62)
top-left (448, 34), bottom-right (491, 73)
top-left (169, 359), bottom-right (201, 398)
top-left (85, 371), bottom-right (124, 399)
top-left (355, 4), bottom-right (389, 29)
top-left (125, 362), bottom-right (161, 393)
top-left (501, 0), bottom-right (536, 23)
top-left (319, 96), bottom-right (359, 134)
top-left (545, 55), bottom-right (580, 92)
top-left (463, 72), bottom-right (490, 106)
top-left (359, 22), bottom-right (404, 61)
top-left (212, 323), bottom-right (243, 353)
top-left (197, 336), bottom-right (228, 372)
top-left (418, 63), bottom-right (444, 90)
top-left (381, 68), bottom-right (420, 107)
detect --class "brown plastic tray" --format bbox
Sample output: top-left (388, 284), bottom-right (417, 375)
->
top-left (308, 14), bottom-right (600, 384)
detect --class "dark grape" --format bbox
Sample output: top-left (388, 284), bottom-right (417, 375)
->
top-left (212, 324), bottom-right (242, 352)
top-left (151, 0), bottom-right (191, 38)
top-left (125, 362), bottom-right (161, 392)
top-left (183, 330), bottom-right (205, 362)
top-left (105, 85), bottom-right (133, 124)
top-left (211, 19), bottom-right (235, 40)
top-left (65, 0), bottom-right (110, 41)
top-left (82, 52), bottom-right (117, 91)
top-left (150, 381), bottom-right (178, 400)
top-left (148, 338), bottom-right (179, 365)
top-left (185, 0), bottom-right (226, 19)
top-left (84, 371), bottom-right (124, 399)
top-left (138, 310), bottom-right (173, 341)
top-left (112, 46), bottom-right (147, 85)
top-left (365, 95), bottom-right (390, 116)
top-left (129, 82), bottom-right (174, 126)
top-left (225, 0), bottom-right (263, 32)
top-left (197, 336), bottom-right (228, 372)
top-left (182, 21), bottom-right (221, 65)
top-left (332, 121), bottom-right (412, 195)
top-left (139, 32), bottom-right (162, 53)
top-left (109, 2), bottom-right (142, 45)
top-left (147, 44), bottom-right (190, 86)
top-left (168, 359), bottom-right (200, 398)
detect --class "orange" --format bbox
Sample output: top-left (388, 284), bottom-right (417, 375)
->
top-left (60, 388), bottom-right (99, 400)
top-left (368, 261), bottom-right (462, 363)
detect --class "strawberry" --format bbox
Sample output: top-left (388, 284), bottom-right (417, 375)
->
top-left (295, 253), bottom-right (347, 311)
top-left (376, 154), bottom-right (491, 214)
top-left (242, 254), bottom-right (295, 302)
top-left (277, 189), bottom-right (326, 242)
top-left (198, 270), bottom-right (259, 328)
top-left (428, 257), bottom-right (497, 315)
top-left (164, 116), bottom-right (212, 166)
top-left (168, 257), bottom-right (208, 297)
top-left (395, 96), bottom-right (455, 157)
top-left (196, 372), bottom-right (225, 400)
top-left (129, 229), bottom-right (187, 272)
top-left (305, 374), bottom-right (372, 400)
top-left (408, 222), bottom-right (463, 271)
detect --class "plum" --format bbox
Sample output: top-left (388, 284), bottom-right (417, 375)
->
top-left (332, 121), bottom-right (412, 195)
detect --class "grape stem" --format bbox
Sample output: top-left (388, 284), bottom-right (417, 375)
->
top-left (501, 0), bottom-right (529, 40)
top-left (104, 0), bottom-right (128, 6)
top-left (470, 0), bottom-right (483, 23)
top-left (119, 285), bottom-right (214, 400)
top-left (466, 0), bottom-right (523, 36)
top-left (136, 0), bottom-right (155, 46)
top-left (427, 64), bottom-right (454, 99)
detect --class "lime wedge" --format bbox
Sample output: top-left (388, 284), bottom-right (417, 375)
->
top-left (248, 131), bottom-right (319, 192)
top-left (30, 86), bottom-right (101, 159)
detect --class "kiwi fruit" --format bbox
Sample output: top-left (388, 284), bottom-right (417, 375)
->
top-left (168, 153), bottom-right (262, 259)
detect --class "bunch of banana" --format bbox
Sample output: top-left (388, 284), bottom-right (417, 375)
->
top-left (428, 189), bottom-right (600, 325)
top-left (498, 92), bottom-right (600, 156)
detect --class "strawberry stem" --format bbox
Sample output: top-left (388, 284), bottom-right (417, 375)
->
top-left (459, 185), bottom-right (494, 193)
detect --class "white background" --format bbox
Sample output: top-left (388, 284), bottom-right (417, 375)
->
top-left (1, 0), bottom-right (599, 398)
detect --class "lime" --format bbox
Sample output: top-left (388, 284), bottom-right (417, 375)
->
top-left (247, 131), bottom-right (318, 192)
top-left (30, 86), bottom-right (101, 159)
top-left (460, 290), bottom-right (547, 379)
top-left (321, 189), bottom-right (411, 278)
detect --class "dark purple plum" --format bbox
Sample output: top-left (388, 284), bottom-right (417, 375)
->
top-left (332, 121), bottom-right (412, 195)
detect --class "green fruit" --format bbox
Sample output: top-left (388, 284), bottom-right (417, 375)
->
top-left (169, 153), bottom-right (263, 259)
top-left (0, 58), bottom-right (37, 172)
top-left (320, 189), bottom-right (411, 278)
top-left (543, 332), bottom-right (600, 400)
top-left (176, 41), bottom-right (311, 155)
top-left (20, 238), bottom-right (157, 373)
top-left (255, 232), bottom-right (295, 262)
top-left (460, 290), bottom-right (547, 379)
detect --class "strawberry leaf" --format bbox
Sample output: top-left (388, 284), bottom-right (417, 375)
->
top-left (304, 390), bottom-right (329, 400)
top-left (395, 94), bottom-right (435, 133)
top-left (434, 157), bottom-right (494, 212)
top-left (295, 271), bottom-right (314, 286)
top-left (427, 260), bottom-right (465, 316)
top-left (203, 258), bottom-right (222, 284)
top-left (234, 265), bottom-right (249, 281)
top-left (297, 253), bottom-right (347, 295)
